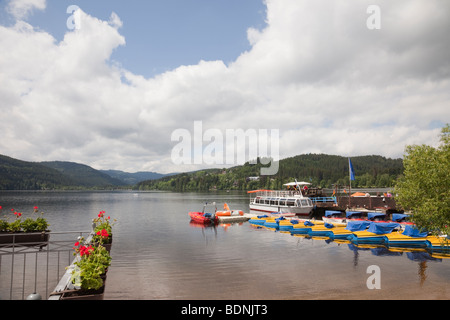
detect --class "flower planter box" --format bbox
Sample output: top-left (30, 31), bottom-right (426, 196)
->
top-left (94, 234), bottom-right (113, 253)
top-left (60, 285), bottom-right (105, 300)
top-left (59, 272), bottom-right (107, 300)
top-left (0, 231), bottom-right (50, 245)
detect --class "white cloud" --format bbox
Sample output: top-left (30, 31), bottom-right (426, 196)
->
top-left (0, 1), bottom-right (449, 173)
top-left (7, 0), bottom-right (46, 20)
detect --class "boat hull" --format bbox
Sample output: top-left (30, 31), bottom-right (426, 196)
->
top-left (189, 212), bottom-right (218, 224)
top-left (321, 217), bottom-right (347, 227)
top-left (347, 231), bottom-right (387, 244)
top-left (216, 210), bottom-right (244, 217)
top-left (385, 232), bottom-right (429, 248)
top-left (425, 236), bottom-right (450, 251)
top-left (249, 204), bottom-right (311, 216)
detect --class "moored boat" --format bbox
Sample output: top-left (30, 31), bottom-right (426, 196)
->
top-left (385, 225), bottom-right (430, 248)
top-left (188, 202), bottom-right (219, 224)
top-left (290, 220), bottom-right (316, 235)
top-left (189, 211), bottom-right (218, 224)
top-left (305, 220), bottom-right (370, 240)
top-left (216, 203), bottom-right (244, 217)
top-left (248, 181), bottom-right (313, 216)
top-left (248, 215), bottom-right (271, 226)
top-left (345, 211), bottom-right (367, 221)
top-left (347, 222), bottom-right (400, 244)
top-left (322, 210), bottom-right (346, 226)
top-left (426, 235), bottom-right (450, 252)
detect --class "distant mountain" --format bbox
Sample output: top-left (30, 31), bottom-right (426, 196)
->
top-left (40, 161), bottom-right (124, 187)
top-left (0, 153), bottom-right (175, 190)
top-left (100, 170), bottom-right (172, 185)
top-left (0, 154), bottom-right (77, 190)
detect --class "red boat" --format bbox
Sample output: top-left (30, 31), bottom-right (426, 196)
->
top-left (189, 202), bottom-right (219, 224)
top-left (189, 211), bottom-right (218, 224)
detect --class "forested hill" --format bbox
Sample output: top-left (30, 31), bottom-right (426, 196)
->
top-left (40, 161), bottom-right (124, 187)
top-left (0, 155), bottom-right (124, 190)
top-left (0, 154), bottom-right (172, 190)
top-left (0, 154), bottom-right (78, 190)
top-left (137, 154), bottom-right (404, 191)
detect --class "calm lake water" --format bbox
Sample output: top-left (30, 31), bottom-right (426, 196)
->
top-left (0, 190), bottom-right (449, 300)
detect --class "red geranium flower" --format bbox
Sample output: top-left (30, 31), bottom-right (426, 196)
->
top-left (96, 229), bottom-right (109, 238)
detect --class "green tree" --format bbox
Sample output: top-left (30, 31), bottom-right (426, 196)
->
top-left (395, 125), bottom-right (450, 235)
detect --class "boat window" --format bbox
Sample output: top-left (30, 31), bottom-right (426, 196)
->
top-left (286, 199), bottom-right (295, 206)
top-left (300, 199), bottom-right (308, 206)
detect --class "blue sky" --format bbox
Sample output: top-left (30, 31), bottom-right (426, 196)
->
top-left (0, 0), bottom-right (267, 77)
top-left (0, 0), bottom-right (449, 173)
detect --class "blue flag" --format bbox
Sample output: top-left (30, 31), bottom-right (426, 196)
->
top-left (349, 158), bottom-right (355, 181)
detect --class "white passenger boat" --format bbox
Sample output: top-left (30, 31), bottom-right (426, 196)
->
top-left (247, 182), bottom-right (314, 216)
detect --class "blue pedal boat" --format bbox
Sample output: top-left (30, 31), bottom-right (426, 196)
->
top-left (348, 222), bottom-right (400, 244)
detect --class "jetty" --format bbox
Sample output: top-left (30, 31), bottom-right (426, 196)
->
top-left (218, 213), bottom-right (257, 223)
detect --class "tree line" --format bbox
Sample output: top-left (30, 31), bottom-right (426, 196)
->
top-left (137, 154), bottom-right (404, 192)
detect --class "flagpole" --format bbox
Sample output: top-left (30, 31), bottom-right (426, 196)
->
top-left (348, 158), bottom-right (352, 208)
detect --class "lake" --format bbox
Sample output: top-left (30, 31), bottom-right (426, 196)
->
top-left (0, 190), bottom-right (449, 300)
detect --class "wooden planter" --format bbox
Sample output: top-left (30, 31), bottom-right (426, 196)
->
top-left (94, 234), bottom-right (113, 253)
top-left (60, 286), bottom-right (105, 300)
top-left (59, 272), bottom-right (107, 300)
top-left (0, 231), bottom-right (50, 245)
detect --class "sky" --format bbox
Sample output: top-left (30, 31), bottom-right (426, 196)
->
top-left (0, 0), bottom-right (449, 174)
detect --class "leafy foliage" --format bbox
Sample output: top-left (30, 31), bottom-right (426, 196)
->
top-left (0, 206), bottom-right (49, 232)
top-left (71, 242), bottom-right (111, 290)
top-left (395, 125), bottom-right (450, 234)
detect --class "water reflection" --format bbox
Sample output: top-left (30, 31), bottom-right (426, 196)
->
top-left (346, 243), bottom-right (443, 286)
top-left (1, 191), bottom-right (449, 300)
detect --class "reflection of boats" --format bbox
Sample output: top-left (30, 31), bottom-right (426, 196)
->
top-left (188, 202), bottom-right (219, 224)
top-left (189, 221), bottom-right (217, 228)
top-left (216, 203), bottom-right (244, 217)
top-left (248, 181), bottom-right (313, 216)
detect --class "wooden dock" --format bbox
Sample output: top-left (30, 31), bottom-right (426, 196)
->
top-left (313, 195), bottom-right (397, 211)
top-left (218, 213), bottom-right (258, 223)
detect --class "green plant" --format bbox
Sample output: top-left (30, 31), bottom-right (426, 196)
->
top-left (395, 124), bottom-right (449, 235)
top-left (20, 218), bottom-right (39, 232)
top-left (7, 210), bottom-right (22, 232)
top-left (71, 238), bottom-right (112, 291)
top-left (0, 205), bottom-right (49, 233)
top-left (92, 210), bottom-right (115, 244)
top-left (0, 219), bottom-right (9, 232)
